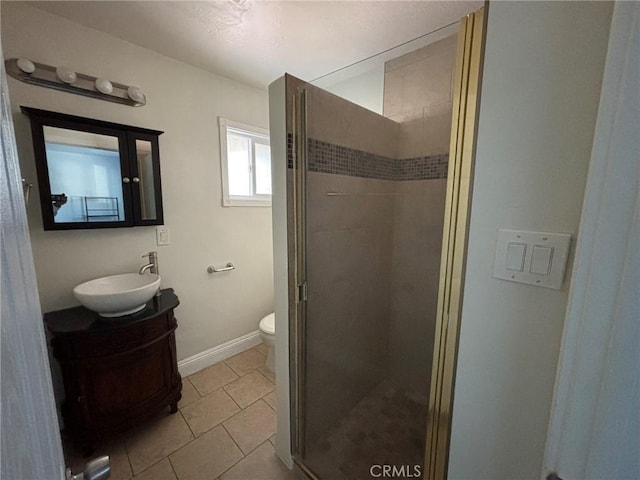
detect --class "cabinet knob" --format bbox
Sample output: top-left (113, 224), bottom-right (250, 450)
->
top-left (132, 177), bottom-right (140, 183)
top-left (122, 177), bottom-right (130, 184)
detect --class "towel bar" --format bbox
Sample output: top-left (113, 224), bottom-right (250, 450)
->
top-left (207, 263), bottom-right (235, 273)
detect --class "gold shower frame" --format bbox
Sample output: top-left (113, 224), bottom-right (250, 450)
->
top-left (424, 6), bottom-right (487, 480)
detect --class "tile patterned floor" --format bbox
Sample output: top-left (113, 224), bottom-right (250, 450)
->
top-left (63, 344), bottom-right (295, 480)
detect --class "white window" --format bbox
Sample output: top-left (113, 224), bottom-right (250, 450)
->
top-left (219, 118), bottom-right (271, 207)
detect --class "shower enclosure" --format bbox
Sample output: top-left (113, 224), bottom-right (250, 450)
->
top-left (296, 82), bottom-right (449, 479)
top-left (273, 18), bottom-right (479, 479)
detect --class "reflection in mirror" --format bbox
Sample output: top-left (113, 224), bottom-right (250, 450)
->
top-left (135, 139), bottom-right (156, 221)
top-left (43, 126), bottom-right (124, 223)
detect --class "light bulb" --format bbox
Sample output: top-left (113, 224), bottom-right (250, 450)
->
top-left (56, 66), bottom-right (77, 84)
top-left (17, 58), bottom-right (36, 74)
top-left (95, 78), bottom-right (113, 94)
top-left (127, 86), bottom-right (145, 103)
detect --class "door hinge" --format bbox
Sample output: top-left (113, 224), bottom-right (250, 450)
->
top-left (296, 282), bottom-right (307, 303)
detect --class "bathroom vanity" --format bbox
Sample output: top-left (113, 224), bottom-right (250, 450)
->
top-left (44, 288), bottom-right (182, 455)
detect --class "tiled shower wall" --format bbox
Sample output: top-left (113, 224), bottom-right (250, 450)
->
top-left (305, 173), bottom-right (395, 444)
top-left (303, 137), bottom-right (447, 406)
top-left (302, 84), bottom-right (399, 444)
top-left (384, 35), bottom-right (456, 398)
top-left (384, 34), bottom-right (457, 158)
top-left (388, 179), bottom-right (446, 398)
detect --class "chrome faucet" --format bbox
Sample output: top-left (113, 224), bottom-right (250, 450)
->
top-left (139, 251), bottom-right (159, 275)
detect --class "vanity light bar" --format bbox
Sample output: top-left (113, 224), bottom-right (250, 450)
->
top-left (5, 58), bottom-right (146, 107)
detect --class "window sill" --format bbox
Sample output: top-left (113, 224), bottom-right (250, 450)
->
top-left (222, 197), bottom-right (272, 207)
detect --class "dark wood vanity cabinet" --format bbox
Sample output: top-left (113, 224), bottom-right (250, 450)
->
top-left (45, 289), bottom-right (182, 454)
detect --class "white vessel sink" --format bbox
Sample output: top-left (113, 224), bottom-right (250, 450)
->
top-left (73, 273), bottom-right (161, 318)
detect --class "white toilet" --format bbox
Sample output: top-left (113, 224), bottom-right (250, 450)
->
top-left (259, 312), bottom-right (275, 372)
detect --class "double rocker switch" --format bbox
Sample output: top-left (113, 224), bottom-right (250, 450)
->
top-left (506, 243), bottom-right (553, 275)
top-left (494, 229), bottom-right (571, 290)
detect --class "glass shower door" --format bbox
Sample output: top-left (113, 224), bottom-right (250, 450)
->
top-left (295, 82), bottom-right (433, 480)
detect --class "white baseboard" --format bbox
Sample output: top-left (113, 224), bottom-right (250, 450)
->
top-left (178, 330), bottom-right (262, 377)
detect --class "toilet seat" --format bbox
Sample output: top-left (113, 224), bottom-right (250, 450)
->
top-left (259, 313), bottom-right (275, 335)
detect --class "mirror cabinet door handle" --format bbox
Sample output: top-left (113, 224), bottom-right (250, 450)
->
top-left (122, 177), bottom-right (130, 184)
top-left (132, 177), bottom-right (140, 183)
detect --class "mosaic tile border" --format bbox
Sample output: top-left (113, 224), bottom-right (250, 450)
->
top-left (286, 135), bottom-right (448, 181)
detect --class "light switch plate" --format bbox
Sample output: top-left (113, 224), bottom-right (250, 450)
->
top-left (493, 229), bottom-right (571, 289)
top-left (156, 226), bottom-right (170, 246)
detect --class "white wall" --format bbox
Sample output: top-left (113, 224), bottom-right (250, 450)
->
top-left (267, 76), bottom-right (292, 468)
top-left (2, 3), bottom-right (273, 362)
top-left (448, 2), bottom-right (612, 479)
top-left (323, 67), bottom-right (384, 115)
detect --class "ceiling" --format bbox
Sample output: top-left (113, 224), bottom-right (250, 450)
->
top-left (31, 1), bottom-right (482, 89)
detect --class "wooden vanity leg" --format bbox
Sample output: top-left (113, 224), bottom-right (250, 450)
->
top-left (169, 390), bottom-right (181, 414)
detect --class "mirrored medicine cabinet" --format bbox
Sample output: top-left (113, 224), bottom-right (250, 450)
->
top-left (22, 106), bottom-right (164, 230)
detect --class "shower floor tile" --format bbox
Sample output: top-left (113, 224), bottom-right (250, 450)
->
top-left (304, 381), bottom-right (428, 480)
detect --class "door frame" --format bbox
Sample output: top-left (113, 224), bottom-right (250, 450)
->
top-left (425, 6), bottom-right (487, 480)
top-left (542, 2), bottom-right (640, 477)
top-left (0, 62), bottom-right (66, 479)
